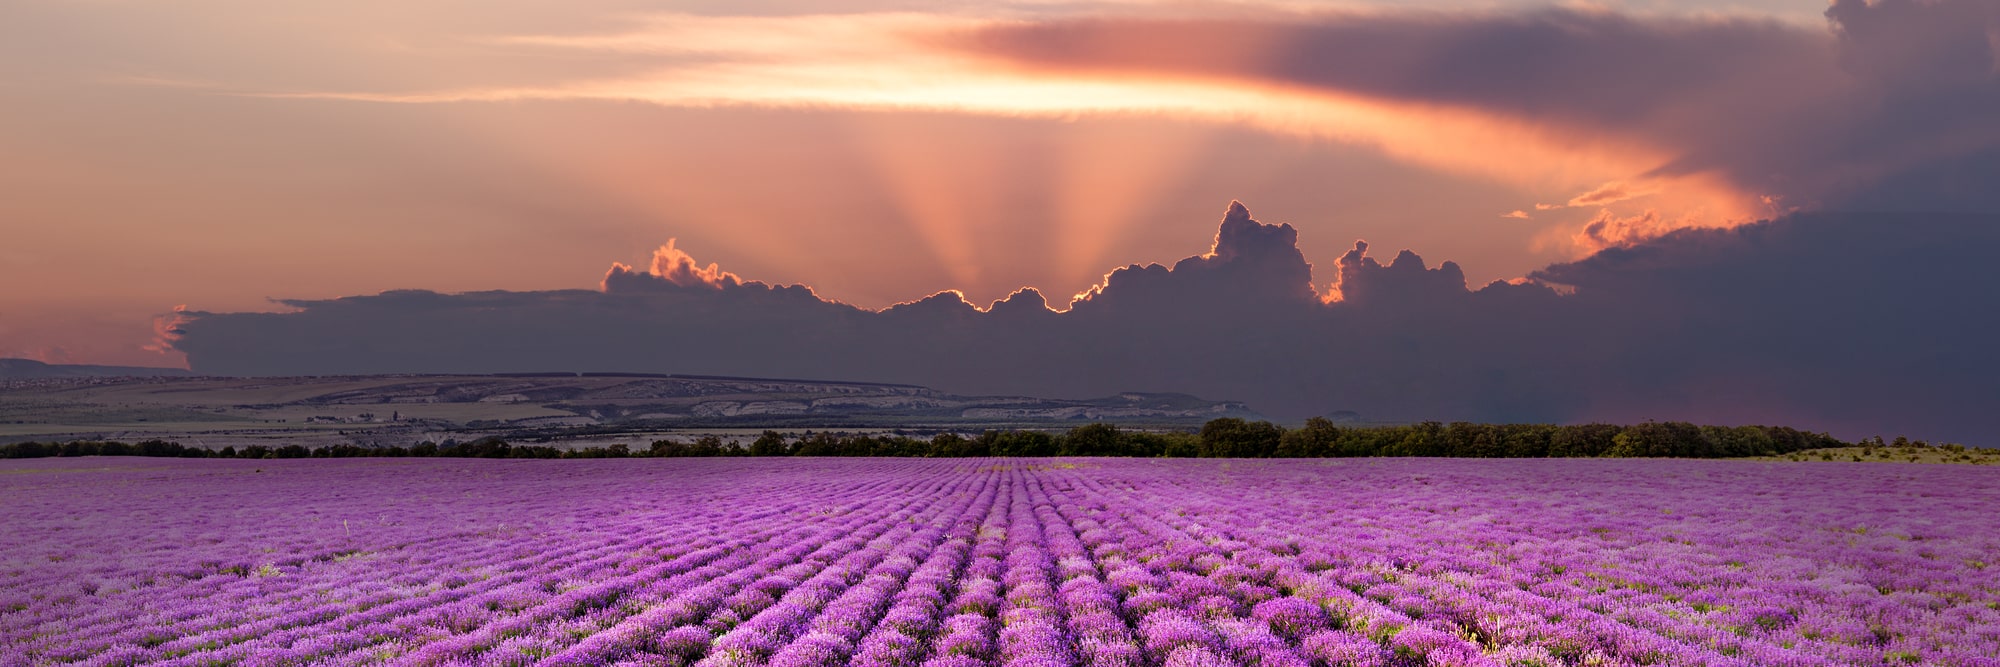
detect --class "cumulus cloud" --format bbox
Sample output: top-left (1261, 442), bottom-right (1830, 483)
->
top-left (1328, 241), bottom-right (1468, 307)
top-left (168, 202), bottom-right (2000, 443)
top-left (609, 240), bottom-right (742, 290)
top-left (1069, 201), bottom-right (1319, 313)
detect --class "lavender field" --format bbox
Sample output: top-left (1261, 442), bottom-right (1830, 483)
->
top-left (3, 458), bottom-right (1997, 667)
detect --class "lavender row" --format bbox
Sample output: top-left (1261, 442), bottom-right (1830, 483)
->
top-left (4, 457), bottom-right (1996, 666)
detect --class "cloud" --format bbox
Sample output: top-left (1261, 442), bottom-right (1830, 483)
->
top-left (1827, 0), bottom-right (1999, 93)
top-left (168, 202), bottom-right (2000, 444)
top-left (1563, 181), bottom-right (1657, 208)
top-left (223, 6), bottom-right (1829, 250)
top-left (1576, 209), bottom-right (1664, 249)
top-left (0, 304), bottom-right (190, 370)
top-left (613, 239), bottom-right (743, 290)
top-left (1501, 210), bottom-right (1529, 219)
top-left (1328, 241), bottom-right (1468, 307)
top-left (1068, 201), bottom-right (1319, 313)
top-left (1810, 0), bottom-right (2000, 213)
top-left (958, 0), bottom-right (2000, 231)
top-left (1528, 209), bottom-right (2000, 439)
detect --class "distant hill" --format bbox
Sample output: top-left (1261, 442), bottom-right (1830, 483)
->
top-left (261, 375), bottom-right (1259, 426)
top-left (0, 372), bottom-right (1261, 448)
top-left (0, 358), bottom-right (193, 379)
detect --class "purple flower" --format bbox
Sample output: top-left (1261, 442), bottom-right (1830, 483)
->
top-left (1253, 597), bottom-right (1330, 639)
top-left (1302, 630), bottom-right (1387, 667)
top-left (1140, 610), bottom-right (1219, 655)
top-left (1162, 645), bottom-right (1235, 667)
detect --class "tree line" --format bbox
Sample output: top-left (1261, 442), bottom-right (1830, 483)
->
top-left (0, 418), bottom-right (1878, 460)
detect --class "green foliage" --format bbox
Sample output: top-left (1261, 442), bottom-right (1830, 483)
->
top-left (982, 430), bottom-right (1057, 457)
top-left (748, 430), bottom-right (790, 457)
top-left (0, 419), bottom-right (1872, 460)
top-left (1059, 423), bottom-right (1123, 457)
top-left (1198, 418), bottom-right (1284, 458)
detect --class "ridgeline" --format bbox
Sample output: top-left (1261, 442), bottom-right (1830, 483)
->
top-left (1, 418), bottom-right (1920, 460)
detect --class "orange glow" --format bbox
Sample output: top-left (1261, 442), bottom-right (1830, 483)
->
top-left (884, 289), bottom-right (977, 311)
top-left (834, 115), bottom-right (1022, 293)
top-left (1566, 180), bottom-right (1661, 208)
top-left (1047, 122), bottom-right (1211, 291)
top-left (645, 239), bottom-right (742, 289)
top-left (1528, 171), bottom-right (1763, 254)
top-left (268, 12), bottom-right (1765, 257)
top-left (143, 305), bottom-right (191, 358)
top-left (0, 1), bottom-right (1924, 368)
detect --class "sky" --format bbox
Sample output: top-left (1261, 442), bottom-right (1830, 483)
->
top-left (4, 0), bottom-right (1999, 439)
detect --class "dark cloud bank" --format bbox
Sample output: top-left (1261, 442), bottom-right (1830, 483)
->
top-left (962, 0), bottom-right (2000, 212)
top-left (172, 203), bottom-right (2000, 443)
top-left (169, 0), bottom-right (2000, 442)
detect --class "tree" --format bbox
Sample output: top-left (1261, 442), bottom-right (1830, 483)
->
top-left (1549, 424), bottom-right (1620, 457)
top-left (5, 442), bottom-right (48, 459)
top-left (1392, 422), bottom-right (1445, 457)
top-left (1199, 418), bottom-right (1283, 458)
top-left (927, 433), bottom-right (978, 457)
top-left (1061, 423), bottom-right (1124, 457)
top-left (749, 430), bottom-right (790, 457)
top-left (1276, 417), bottom-right (1341, 457)
top-left (986, 430), bottom-right (1057, 457)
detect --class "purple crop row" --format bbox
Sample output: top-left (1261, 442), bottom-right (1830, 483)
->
top-left (3, 457), bottom-right (1997, 666)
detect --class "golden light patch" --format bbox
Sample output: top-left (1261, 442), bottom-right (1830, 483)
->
top-left (267, 12), bottom-right (1767, 264)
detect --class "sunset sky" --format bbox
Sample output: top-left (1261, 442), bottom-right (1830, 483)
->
top-left (4, 0), bottom-right (1999, 439)
top-left (0, 0), bottom-right (1894, 365)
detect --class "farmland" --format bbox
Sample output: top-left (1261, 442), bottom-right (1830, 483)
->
top-left (3, 458), bottom-right (1997, 666)
top-left (0, 374), bottom-right (1256, 450)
